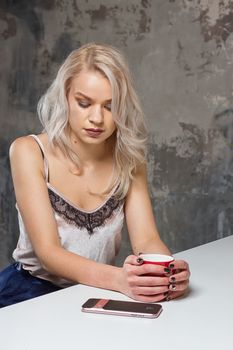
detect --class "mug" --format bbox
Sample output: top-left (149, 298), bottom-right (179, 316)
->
top-left (140, 253), bottom-right (174, 276)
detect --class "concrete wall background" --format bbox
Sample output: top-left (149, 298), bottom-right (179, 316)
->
top-left (0, 0), bottom-right (232, 269)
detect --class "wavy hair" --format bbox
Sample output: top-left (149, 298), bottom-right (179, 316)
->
top-left (37, 43), bottom-right (148, 199)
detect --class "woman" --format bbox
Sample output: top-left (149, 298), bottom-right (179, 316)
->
top-left (0, 43), bottom-right (190, 307)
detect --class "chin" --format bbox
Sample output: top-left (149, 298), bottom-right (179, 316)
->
top-left (83, 137), bottom-right (107, 144)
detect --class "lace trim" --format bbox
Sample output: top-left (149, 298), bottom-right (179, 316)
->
top-left (48, 188), bottom-right (123, 235)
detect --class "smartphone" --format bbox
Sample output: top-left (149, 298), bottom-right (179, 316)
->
top-left (81, 298), bottom-right (163, 318)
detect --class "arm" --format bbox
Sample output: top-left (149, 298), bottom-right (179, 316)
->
top-left (124, 164), bottom-right (190, 300)
top-left (125, 164), bottom-right (170, 255)
top-left (10, 138), bottom-right (188, 302)
top-left (10, 136), bottom-right (122, 291)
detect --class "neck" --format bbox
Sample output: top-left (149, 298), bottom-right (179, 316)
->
top-left (70, 135), bottom-right (115, 167)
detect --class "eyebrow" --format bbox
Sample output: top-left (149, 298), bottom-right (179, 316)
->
top-left (75, 92), bottom-right (111, 103)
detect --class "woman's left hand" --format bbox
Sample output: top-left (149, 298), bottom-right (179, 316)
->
top-left (166, 259), bottom-right (190, 301)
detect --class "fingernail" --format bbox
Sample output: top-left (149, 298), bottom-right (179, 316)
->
top-left (163, 291), bottom-right (169, 296)
top-left (169, 263), bottom-right (175, 269)
top-left (170, 284), bottom-right (176, 291)
top-left (137, 257), bottom-right (144, 264)
top-left (164, 267), bottom-right (171, 273)
top-left (166, 295), bottom-right (171, 302)
top-left (170, 276), bottom-right (176, 282)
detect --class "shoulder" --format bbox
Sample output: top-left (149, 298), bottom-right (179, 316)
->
top-left (9, 135), bottom-right (44, 173)
top-left (10, 135), bottom-right (42, 158)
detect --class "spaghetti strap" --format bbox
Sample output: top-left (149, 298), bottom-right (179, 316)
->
top-left (30, 134), bottom-right (49, 182)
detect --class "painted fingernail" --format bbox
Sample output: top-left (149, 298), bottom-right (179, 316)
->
top-left (163, 291), bottom-right (169, 297)
top-left (170, 276), bottom-right (176, 282)
top-left (137, 257), bottom-right (144, 264)
top-left (169, 263), bottom-right (175, 269)
top-left (170, 284), bottom-right (176, 291)
top-left (166, 295), bottom-right (171, 302)
top-left (164, 268), bottom-right (171, 273)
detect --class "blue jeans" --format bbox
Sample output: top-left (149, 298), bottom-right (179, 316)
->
top-left (0, 263), bottom-right (62, 308)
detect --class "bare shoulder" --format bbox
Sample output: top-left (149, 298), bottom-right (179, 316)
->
top-left (10, 135), bottom-right (39, 157)
top-left (9, 135), bottom-right (44, 174)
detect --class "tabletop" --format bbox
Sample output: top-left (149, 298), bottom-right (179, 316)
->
top-left (0, 235), bottom-right (232, 350)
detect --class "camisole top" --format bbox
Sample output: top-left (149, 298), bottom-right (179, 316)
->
top-left (12, 135), bottom-right (125, 287)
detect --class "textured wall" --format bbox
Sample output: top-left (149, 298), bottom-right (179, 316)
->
top-left (0, 0), bottom-right (232, 269)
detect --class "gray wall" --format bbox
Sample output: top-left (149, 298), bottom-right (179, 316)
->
top-left (0, 0), bottom-right (232, 269)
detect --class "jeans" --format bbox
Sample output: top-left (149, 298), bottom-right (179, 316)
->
top-left (0, 262), bottom-right (62, 308)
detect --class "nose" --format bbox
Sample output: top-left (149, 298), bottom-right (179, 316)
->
top-left (88, 105), bottom-right (104, 125)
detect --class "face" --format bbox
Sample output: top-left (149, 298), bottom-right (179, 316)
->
top-left (67, 69), bottom-right (116, 147)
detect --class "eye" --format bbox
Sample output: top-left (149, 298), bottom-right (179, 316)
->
top-left (104, 103), bottom-right (111, 111)
top-left (78, 100), bottom-right (90, 108)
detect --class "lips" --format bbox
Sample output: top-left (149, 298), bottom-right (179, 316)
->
top-left (84, 128), bottom-right (104, 137)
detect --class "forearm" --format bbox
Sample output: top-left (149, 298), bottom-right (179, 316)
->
top-left (39, 246), bottom-right (122, 291)
top-left (132, 237), bottom-right (172, 256)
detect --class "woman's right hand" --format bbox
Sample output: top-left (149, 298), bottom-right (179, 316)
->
top-left (119, 255), bottom-right (170, 302)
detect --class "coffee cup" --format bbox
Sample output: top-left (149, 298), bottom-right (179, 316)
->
top-left (140, 253), bottom-right (174, 276)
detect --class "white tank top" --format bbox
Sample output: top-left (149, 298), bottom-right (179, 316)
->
top-left (13, 135), bottom-right (125, 287)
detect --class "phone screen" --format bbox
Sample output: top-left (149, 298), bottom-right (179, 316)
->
top-left (103, 300), bottom-right (161, 314)
top-left (82, 298), bottom-right (162, 316)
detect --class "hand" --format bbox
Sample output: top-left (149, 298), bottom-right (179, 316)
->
top-left (119, 255), bottom-right (170, 302)
top-left (166, 259), bottom-right (190, 301)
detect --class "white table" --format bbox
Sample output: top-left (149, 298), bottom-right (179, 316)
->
top-left (0, 236), bottom-right (232, 350)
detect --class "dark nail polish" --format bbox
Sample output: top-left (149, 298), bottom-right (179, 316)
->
top-left (170, 276), bottom-right (176, 282)
top-left (163, 291), bottom-right (169, 296)
top-left (170, 284), bottom-right (176, 291)
top-left (166, 296), bottom-right (171, 302)
top-left (137, 257), bottom-right (143, 264)
top-left (169, 263), bottom-right (175, 269)
top-left (164, 267), bottom-right (171, 273)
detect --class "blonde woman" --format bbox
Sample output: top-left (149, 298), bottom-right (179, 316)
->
top-left (0, 43), bottom-right (190, 307)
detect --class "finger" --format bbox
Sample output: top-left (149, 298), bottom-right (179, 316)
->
top-left (132, 292), bottom-right (168, 303)
top-left (168, 280), bottom-right (189, 292)
top-left (166, 288), bottom-right (189, 301)
top-left (170, 259), bottom-right (190, 272)
top-left (135, 275), bottom-right (170, 287)
top-left (133, 285), bottom-right (169, 296)
top-left (169, 269), bottom-right (190, 283)
top-left (138, 264), bottom-right (172, 276)
top-left (124, 255), bottom-right (143, 266)
top-left (124, 256), bottom-right (174, 276)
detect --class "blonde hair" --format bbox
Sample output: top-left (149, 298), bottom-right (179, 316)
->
top-left (37, 43), bottom-right (148, 199)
